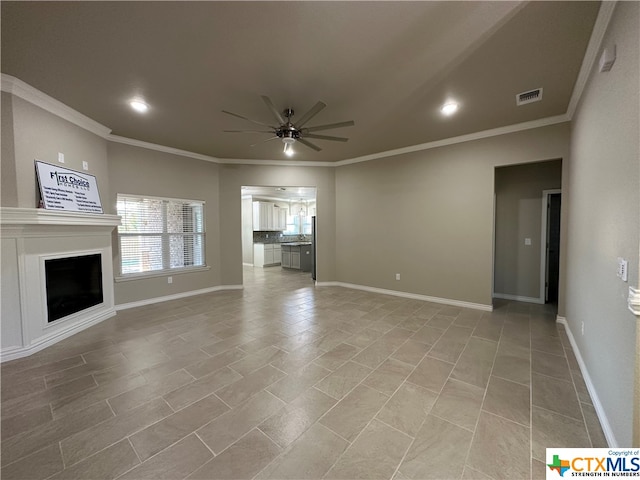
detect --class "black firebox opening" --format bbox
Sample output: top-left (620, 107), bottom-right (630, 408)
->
top-left (45, 254), bottom-right (103, 323)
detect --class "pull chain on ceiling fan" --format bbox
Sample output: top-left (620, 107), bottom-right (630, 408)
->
top-left (222, 96), bottom-right (355, 156)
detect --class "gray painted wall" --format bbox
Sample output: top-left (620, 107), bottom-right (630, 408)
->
top-left (241, 196), bottom-right (253, 264)
top-left (565, 1), bottom-right (639, 447)
top-left (335, 124), bottom-right (570, 307)
top-left (494, 160), bottom-right (562, 300)
top-left (8, 96), bottom-right (110, 210)
top-left (1, 92), bottom-right (18, 207)
top-left (107, 142), bottom-right (222, 306)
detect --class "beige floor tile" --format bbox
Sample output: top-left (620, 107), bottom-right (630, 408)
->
top-left (532, 459), bottom-right (547, 480)
top-left (51, 373), bottom-right (147, 418)
top-left (326, 419), bottom-right (412, 479)
top-left (406, 356), bottom-right (454, 394)
top-left (2, 356), bottom-right (85, 388)
top-left (391, 339), bottom-right (430, 366)
top-left (196, 390), bottom-right (284, 454)
top-left (428, 325), bottom-right (474, 363)
top-left (531, 406), bottom-right (591, 461)
top-left (215, 364), bottom-right (286, 407)
top-left (120, 434), bottom-right (212, 480)
top-left (108, 369), bottom-right (193, 414)
top-left (0, 443), bottom-right (63, 480)
top-left (450, 337), bottom-right (498, 388)
top-left (376, 382), bottom-right (437, 437)
top-left (60, 397), bottom-right (172, 467)
top-left (270, 344), bottom-right (327, 374)
top-left (461, 465), bottom-right (494, 479)
top-left (532, 373), bottom-right (582, 420)
top-left (130, 394), bottom-right (228, 461)
top-left (571, 368), bottom-right (592, 405)
top-left (312, 330), bottom-right (355, 351)
top-left (140, 350), bottom-right (209, 383)
top-left (44, 352), bottom-right (127, 388)
top-left (532, 350), bottom-right (572, 382)
top-left (189, 429), bottom-right (280, 479)
top-left (1, 404), bottom-right (53, 440)
top-left (426, 315), bottom-right (455, 330)
top-left (163, 366), bottom-right (241, 410)
top-left (482, 376), bottom-right (530, 426)
top-left (398, 414), bottom-right (472, 479)
top-left (363, 358), bottom-right (413, 396)
top-left (492, 342), bottom-right (531, 386)
top-left (1, 401), bottom-right (113, 467)
top-left (185, 348), bottom-right (246, 378)
top-left (259, 387), bottom-right (336, 447)
top-left (1, 377), bottom-right (47, 403)
top-left (266, 363), bottom-right (331, 403)
top-left (256, 424), bottom-right (349, 480)
top-left (315, 361), bottom-right (372, 400)
top-left (313, 343), bottom-right (360, 371)
top-left (466, 412), bottom-right (530, 479)
top-left (582, 402), bottom-right (609, 447)
top-left (319, 384), bottom-right (388, 442)
top-left (431, 378), bottom-right (485, 431)
top-left (531, 334), bottom-right (564, 356)
top-left (351, 339), bottom-right (398, 369)
top-left (472, 316), bottom-right (504, 342)
top-left (50, 440), bottom-right (139, 480)
top-left (344, 328), bottom-right (385, 349)
top-left (228, 346), bottom-right (288, 376)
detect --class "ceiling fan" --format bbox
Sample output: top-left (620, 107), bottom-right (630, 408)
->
top-left (222, 96), bottom-right (355, 156)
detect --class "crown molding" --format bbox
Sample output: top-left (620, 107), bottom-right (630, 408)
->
top-left (108, 134), bottom-right (221, 163)
top-left (334, 114), bottom-right (570, 167)
top-left (1, 74), bottom-right (112, 138)
top-left (566, 1), bottom-right (617, 119)
top-left (219, 157), bottom-right (335, 167)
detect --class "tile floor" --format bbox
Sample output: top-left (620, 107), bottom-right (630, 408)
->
top-left (1, 266), bottom-right (607, 480)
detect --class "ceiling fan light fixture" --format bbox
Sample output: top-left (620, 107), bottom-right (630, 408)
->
top-left (282, 137), bottom-right (295, 156)
top-left (440, 102), bottom-right (459, 116)
top-left (129, 98), bottom-right (149, 113)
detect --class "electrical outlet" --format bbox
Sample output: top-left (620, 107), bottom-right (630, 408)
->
top-left (167, 276), bottom-right (173, 284)
top-left (524, 238), bottom-right (532, 246)
top-left (581, 321), bottom-right (584, 336)
top-left (395, 273), bottom-right (401, 281)
top-left (617, 257), bottom-right (628, 282)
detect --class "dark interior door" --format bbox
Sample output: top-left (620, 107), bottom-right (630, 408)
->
top-left (546, 193), bottom-right (561, 303)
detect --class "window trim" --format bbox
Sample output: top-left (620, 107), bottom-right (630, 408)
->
top-left (116, 193), bottom-right (207, 280)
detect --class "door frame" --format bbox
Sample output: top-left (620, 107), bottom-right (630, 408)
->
top-left (540, 189), bottom-right (562, 303)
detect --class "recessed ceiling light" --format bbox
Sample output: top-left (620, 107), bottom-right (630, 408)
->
top-left (440, 102), bottom-right (459, 116)
top-left (129, 99), bottom-right (149, 113)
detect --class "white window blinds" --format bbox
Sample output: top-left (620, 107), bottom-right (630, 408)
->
top-left (117, 195), bottom-right (205, 276)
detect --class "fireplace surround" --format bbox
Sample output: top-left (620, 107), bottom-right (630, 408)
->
top-left (1, 207), bottom-right (120, 361)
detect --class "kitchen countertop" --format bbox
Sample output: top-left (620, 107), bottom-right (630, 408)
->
top-left (279, 242), bottom-right (312, 246)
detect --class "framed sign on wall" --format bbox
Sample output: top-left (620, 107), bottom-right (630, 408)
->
top-left (35, 160), bottom-right (103, 214)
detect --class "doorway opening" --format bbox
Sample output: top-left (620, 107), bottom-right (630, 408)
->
top-left (241, 186), bottom-right (317, 280)
top-left (541, 190), bottom-right (561, 304)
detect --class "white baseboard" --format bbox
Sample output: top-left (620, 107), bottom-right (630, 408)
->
top-left (556, 316), bottom-right (618, 447)
top-left (493, 292), bottom-right (544, 304)
top-left (316, 281), bottom-right (492, 312)
top-left (1, 308), bottom-right (117, 363)
top-left (242, 263), bottom-right (254, 267)
top-left (115, 285), bottom-right (244, 311)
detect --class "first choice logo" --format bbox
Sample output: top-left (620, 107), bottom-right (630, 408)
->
top-left (50, 171), bottom-right (90, 190)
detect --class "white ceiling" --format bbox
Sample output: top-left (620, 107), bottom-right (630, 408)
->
top-left (1, 1), bottom-right (600, 162)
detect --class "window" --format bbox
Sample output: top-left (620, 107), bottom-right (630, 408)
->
top-left (116, 194), bottom-right (205, 277)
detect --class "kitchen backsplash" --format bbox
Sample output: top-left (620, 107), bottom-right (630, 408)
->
top-left (253, 232), bottom-right (310, 244)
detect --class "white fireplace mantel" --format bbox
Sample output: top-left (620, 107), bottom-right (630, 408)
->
top-left (1, 207), bottom-right (121, 362)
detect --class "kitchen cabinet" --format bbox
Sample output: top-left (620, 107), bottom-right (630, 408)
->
top-left (253, 243), bottom-right (281, 267)
top-left (281, 243), bottom-right (312, 272)
top-left (253, 202), bottom-right (287, 231)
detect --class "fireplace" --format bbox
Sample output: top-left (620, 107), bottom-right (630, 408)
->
top-left (1, 207), bottom-right (120, 361)
top-left (45, 253), bottom-right (104, 323)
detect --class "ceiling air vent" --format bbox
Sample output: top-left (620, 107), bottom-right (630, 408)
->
top-left (516, 88), bottom-right (543, 106)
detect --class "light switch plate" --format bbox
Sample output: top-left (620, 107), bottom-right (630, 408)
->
top-left (58, 152), bottom-right (65, 163)
top-left (525, 238), bottom-right (532, 246)
top-left (82, 161), bottom-right (88, 170)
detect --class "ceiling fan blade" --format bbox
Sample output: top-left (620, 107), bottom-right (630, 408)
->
top-left (250, 136), bottom-right (279, 147)
top-left (223, 130), bottom-right (273, 134)
top-left (261, 96), bottom-right (286, 125)
top-left (297, 138), bottom-right (322, 152)
top-left (222, 110), bottom-right (274, 128)
top-left (304, 133), bottom-right (349, 142)
top-left (295, 101), bottom-right (327, 128)
top-left (303, 120), bottom-right (355, 132)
